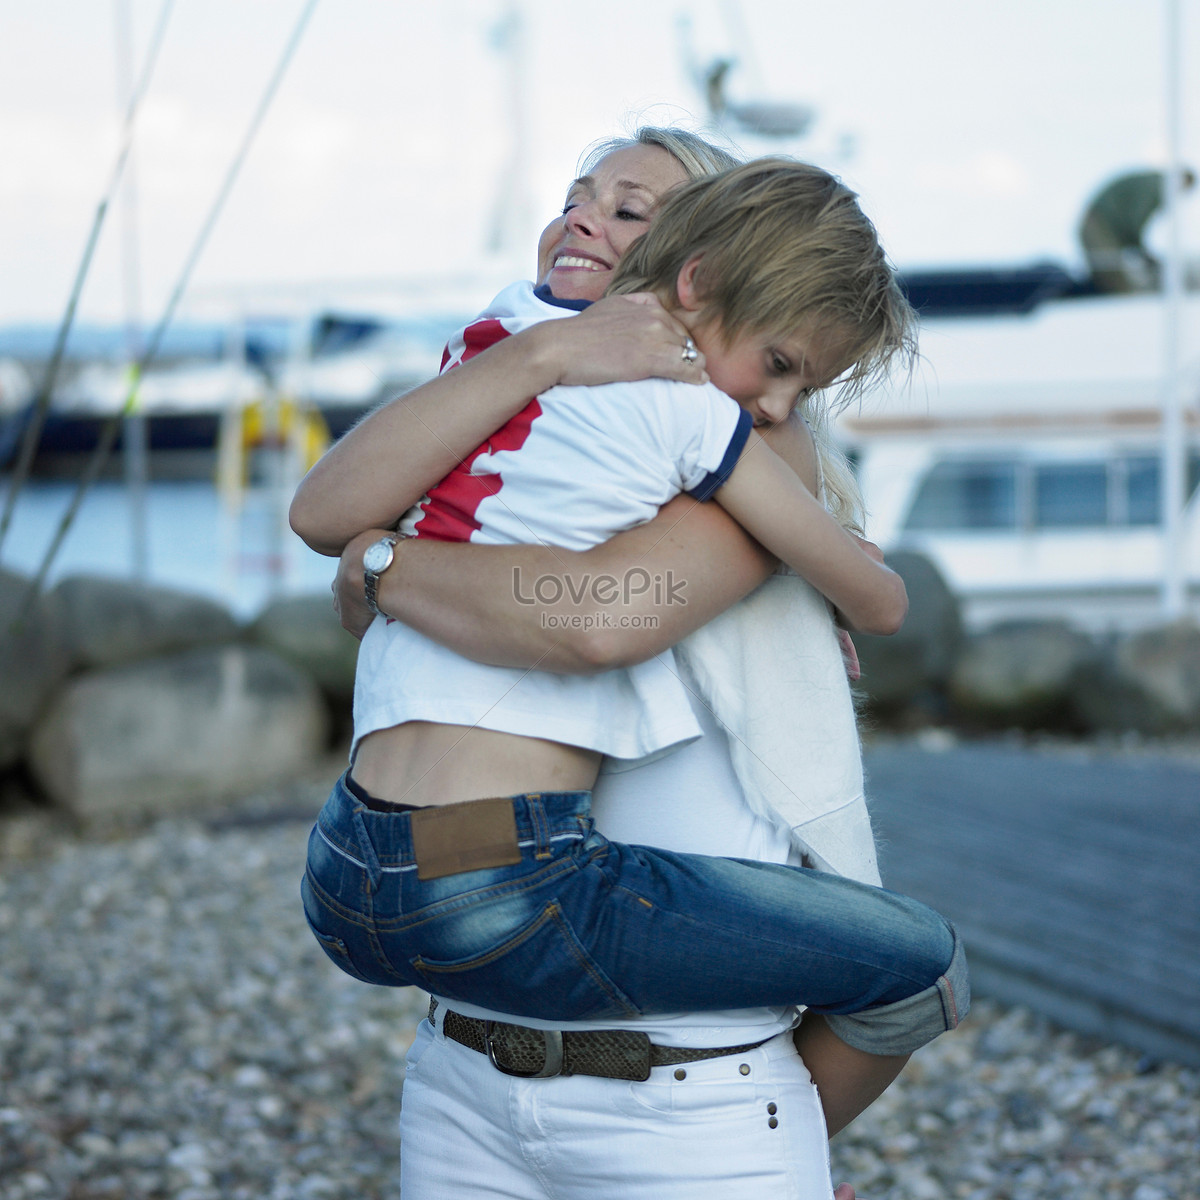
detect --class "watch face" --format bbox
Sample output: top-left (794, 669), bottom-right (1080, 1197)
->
top-left (363, 539), bottom-right (395, 574)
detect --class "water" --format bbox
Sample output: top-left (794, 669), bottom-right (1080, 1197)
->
top-left (1, 475), bottom-right (340, 619)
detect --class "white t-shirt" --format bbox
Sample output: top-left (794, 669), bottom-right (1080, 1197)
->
top-left (352, 282), bottom-right (753, 761)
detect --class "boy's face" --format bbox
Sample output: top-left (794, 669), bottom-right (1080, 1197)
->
top-left (691, 317), bottom-right (854, 427)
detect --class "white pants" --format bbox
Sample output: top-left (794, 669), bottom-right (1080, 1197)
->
top-left (399, 1016), bottom-right (835, 1199)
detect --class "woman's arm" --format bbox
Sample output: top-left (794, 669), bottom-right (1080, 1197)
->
top-left (337, 497), bottom-right (776, 672)
top-left (334, 415), bottom-right (821, 670)
top-left (289, 294), bottom-right (707, 556)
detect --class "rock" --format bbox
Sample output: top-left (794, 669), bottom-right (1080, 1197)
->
top-left (0, 568), bottom-right (71, 769)
top-left (949, 620), bottom-right (1097, 729)
top-left (51, 574), bottom-right (239, 670)
top-left (27, 645), bottom-right (329, 818)
top-left (249, 593), bottom-right (357, 705)
top-left (1071, 620), bottom-right (1200, 734)
top-left (854, 551), bottom-right (964, 715)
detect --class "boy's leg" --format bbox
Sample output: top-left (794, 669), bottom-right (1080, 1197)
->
top-left (312, 787), bottom-right (968, 1053)
top-left (581, 842), bottom-right (969, 1054)
top-left (793, 1011), bottom-right (909, 1138)
top-left (817, 921), bottom-right (969, 1057)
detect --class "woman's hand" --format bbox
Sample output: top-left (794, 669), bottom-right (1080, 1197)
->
top-left (832, 535), bottom-right (895, 658)
top-left (332, 528), bottom-right (391, 639)
top-left (851, 534), bottom-right (885, 563)
top-left (542, 293), bottom-right (709, 388)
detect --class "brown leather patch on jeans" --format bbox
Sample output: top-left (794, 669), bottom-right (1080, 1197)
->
top-left (409, 798), bottom-right (523, 881)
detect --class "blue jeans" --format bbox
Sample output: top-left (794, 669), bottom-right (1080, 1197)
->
top-left (301, 774), bottom-right (968, 1055)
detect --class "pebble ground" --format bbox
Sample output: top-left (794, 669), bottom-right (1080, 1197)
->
top-left (0, 764), bottom-right (1195, 1200)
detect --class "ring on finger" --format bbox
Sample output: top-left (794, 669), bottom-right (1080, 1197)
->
top-left (681, 337), bottom-right (698, 364)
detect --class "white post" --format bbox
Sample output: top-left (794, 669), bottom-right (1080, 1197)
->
top-left (1160, 0), bottom-right (1186, 618)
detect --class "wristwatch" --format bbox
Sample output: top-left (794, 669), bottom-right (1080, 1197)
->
top-left (362, 534), bottom-right (398, 616)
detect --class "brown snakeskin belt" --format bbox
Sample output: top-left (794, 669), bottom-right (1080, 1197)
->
top-left (429, 998), bottom-right (774, 1082)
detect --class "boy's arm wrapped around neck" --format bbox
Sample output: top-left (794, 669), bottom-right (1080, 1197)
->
top-left (712, 431), bottom-right (908, 636)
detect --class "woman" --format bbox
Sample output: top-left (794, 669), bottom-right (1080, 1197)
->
top-left (292, 130), bottom-right (955, 1200)
top-left (293, 131), bottom-right (735, 557)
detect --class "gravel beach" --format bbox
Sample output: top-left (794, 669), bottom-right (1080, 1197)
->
top-left (1, 764), bottom-right (1196, 1200)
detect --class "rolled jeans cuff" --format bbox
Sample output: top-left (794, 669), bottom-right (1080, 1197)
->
top-left (824, 924), bottom-right (970, 1056)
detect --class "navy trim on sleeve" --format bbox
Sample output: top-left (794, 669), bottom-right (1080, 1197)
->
top-left (687, 407), bottom-right (754, 501)
top-left (533, 284), bottom-right (592, 312)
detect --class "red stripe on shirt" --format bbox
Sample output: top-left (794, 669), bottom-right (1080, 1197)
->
top-left (413, 319), bottom-right (540, 542)
top-left (441, 318), bottom-right (513, 372)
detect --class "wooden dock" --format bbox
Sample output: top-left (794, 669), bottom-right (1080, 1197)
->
top-left (862, 740), bottom-right (1200, 1067)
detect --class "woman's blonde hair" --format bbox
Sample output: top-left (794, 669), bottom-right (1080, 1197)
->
top-left (800, 401), bottom-right (865, 533)
top-left (579, 126), bottom-right (743, 184)
top-left (609, 157), bottom-right (916, 532)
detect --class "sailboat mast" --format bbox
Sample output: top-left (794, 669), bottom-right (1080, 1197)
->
top-left (113, 0), bottom-right (149, 581)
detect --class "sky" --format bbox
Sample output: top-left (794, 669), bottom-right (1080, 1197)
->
top-left (2, 0), bottom-right (1199, 328)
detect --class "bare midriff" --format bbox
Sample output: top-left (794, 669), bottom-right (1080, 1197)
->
top-left (351, 722), bottom-right (602, 808)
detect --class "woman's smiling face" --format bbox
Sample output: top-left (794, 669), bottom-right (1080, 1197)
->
top-left (535, 143), bottom-right (691, 303)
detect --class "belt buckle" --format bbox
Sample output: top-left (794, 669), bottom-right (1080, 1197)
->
top-left (484, 1021), bottom-right (565, 1079)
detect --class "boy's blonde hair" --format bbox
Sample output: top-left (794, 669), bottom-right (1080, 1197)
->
top-left (609, 157), bottom-right (916, 412)
top-left (580, 126), bottom-right (743, 184)
top-left (609, 157), bottom-right (916, 534)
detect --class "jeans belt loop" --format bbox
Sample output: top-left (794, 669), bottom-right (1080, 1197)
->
top-left (526, 793), bottom-right (552, 861)
top-left (349, 804), bottom-right (384, 894)
top-left (485, 1020), bottom-right (564, 1078)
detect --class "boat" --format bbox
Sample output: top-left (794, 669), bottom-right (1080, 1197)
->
top-left (0, 358), bottom-right (34, 465)
top-left (0, 311), bottom-right (446, 472)
top-left (840, 286), bottom-right (1200, 632)
top-left (273, 312), bottom-right (443, 437)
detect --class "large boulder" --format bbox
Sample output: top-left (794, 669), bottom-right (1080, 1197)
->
top-left (1070, 620), bottom-right (1200, 734)
top-left (0, 568), bottom-right (72, 769)
top-left (949, 620), bottom-right (1098, 730)
top-left (853, 551), bottom-right (964, 717)
top-left (50, 574), bottom-right (239, 671)
top-left (249, 593), bottom-right (357, 706)
top-left (27, 644), bottom-right (329, 819)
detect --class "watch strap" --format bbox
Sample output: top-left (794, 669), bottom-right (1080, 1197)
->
top-left (363, 534), bottom-right (399, 617)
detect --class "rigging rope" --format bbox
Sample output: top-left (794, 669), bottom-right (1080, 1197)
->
top-left (0, 0), bottom-right (177, 553)
top-left (13, 0), bottom-right (322, 617)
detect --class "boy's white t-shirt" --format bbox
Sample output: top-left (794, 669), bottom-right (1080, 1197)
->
top-left (352, 281), bottom-right (753, 762)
